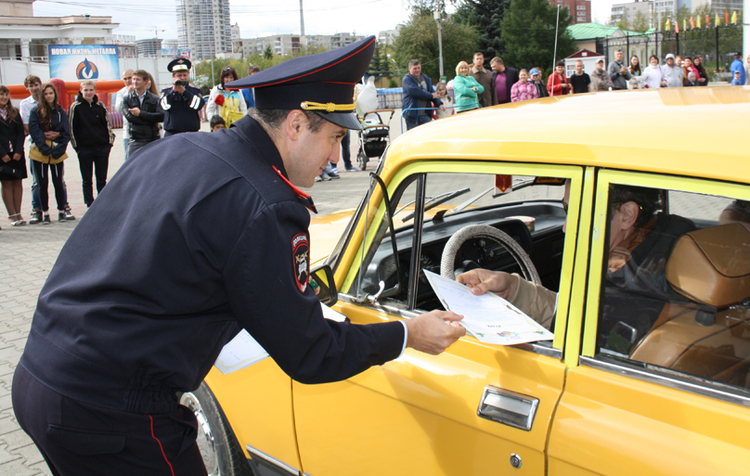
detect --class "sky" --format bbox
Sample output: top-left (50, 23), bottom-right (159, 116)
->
top-left (32, 0), bottom-right (618, 42)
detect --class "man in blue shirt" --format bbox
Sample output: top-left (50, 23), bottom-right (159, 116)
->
top-left (401, 59), bottom-right (445, 130)
top-left (730, 52), bottom-right (746, 85)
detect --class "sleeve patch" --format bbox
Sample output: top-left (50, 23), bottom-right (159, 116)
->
top-left (292, 233), bottom-right (310, 293)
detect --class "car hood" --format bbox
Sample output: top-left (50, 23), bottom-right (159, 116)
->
top-left (309, 208), bottom-right (356, 265)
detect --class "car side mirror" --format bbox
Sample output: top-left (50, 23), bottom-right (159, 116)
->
top-left (310, 264), bottom-right (338, 306)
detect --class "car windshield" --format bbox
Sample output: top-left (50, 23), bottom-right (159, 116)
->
top-left (392, 175), bottom-right (565, 231)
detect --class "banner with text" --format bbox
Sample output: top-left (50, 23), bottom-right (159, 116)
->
top-left (49, 45), bottom-right (120, 81)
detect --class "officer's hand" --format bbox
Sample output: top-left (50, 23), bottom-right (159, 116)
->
top-left (129, 107), bottom-right (141, 117)
top-left (405, 311), bottom-right (465, 355)
top-left (1, 155), bottom-right (9, 163)
top-left (174, 84), bottom-right (186, 94)
top-left (12, 153), bottom-right (21, 161)
top-left (457, 269), bottom-right (518, 300)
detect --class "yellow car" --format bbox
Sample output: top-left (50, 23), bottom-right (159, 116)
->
top-left (182, 87), bottom-right (750, 476)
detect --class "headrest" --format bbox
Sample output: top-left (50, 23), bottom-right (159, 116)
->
top-left (666, 223), bottom-right (750, 308)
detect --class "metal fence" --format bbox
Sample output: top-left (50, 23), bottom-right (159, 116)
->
top-left (596, 25), bottom-right (742, 78)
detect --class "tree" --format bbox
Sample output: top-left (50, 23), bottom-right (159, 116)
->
top-left (263, 45), bottom-right (273, 60)
top-left (616, 17), bottom-right (631, 31)
top-left (632, 11), bottom-right (649, 33)
top-left (459, 0), bottom-right (512, 58)
top-left (500, 0), bottom-right (576, 74)
top-left (368, 43), bottom-right (394, 79)
top-left (392, 12), bottom-right (480, 81)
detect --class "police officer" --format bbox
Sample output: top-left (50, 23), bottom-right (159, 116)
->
top-left (13, 36), bottom-right (465, 476)
top-left (160, 58), bottom-right (205, 136)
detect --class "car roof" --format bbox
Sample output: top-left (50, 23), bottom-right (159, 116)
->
top-left (387, 87), bottom-right (750, 185)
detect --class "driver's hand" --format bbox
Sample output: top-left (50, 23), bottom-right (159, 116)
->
top-left (405, 311), bottom-right (465, 355)
top-left (456, 269), bottom-right (518, 300)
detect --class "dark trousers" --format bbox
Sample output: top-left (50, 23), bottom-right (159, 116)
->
top-left (341, 130), bottom-right (352, 168)
top-left (405, 114), bottom-right (432, 131)
top-left (128, 138), bottom-right (158, 157)
top-left (13, 365), bottom-right (208, 476)
top-left (77, 147), bottom-right (110, 207)
top-left (31, 160), bottom-right (65, 212)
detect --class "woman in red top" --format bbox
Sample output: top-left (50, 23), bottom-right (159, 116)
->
top-left (547, 61), bottom-right (571, 96)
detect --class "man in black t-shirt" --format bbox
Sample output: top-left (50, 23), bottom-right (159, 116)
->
top-left (569, 60), bottom-right (592, 94)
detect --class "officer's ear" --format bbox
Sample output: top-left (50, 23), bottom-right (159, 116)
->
top-left (286, 110), bottom-right (307, 139)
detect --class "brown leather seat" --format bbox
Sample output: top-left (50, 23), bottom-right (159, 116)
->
top-left (629, 223), bottom-right (750, 387)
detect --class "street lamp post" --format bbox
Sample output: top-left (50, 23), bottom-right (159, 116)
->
top-left (434, 9), bottom-right (444, 80)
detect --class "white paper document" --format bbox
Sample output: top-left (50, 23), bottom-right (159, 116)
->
top-left (423, 270), bottom-right (553, 345)
top-left (213, 329), bottom-right (269, 374)
top-left (214, 303), bottom-right (348, 374)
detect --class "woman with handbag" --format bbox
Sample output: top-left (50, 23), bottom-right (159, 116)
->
top-left (28, 83), bottom-right (70, 225)
top-left (205, 66), bottom-right (247, 128)
top-left (0, 85), bottom-right (27, 228)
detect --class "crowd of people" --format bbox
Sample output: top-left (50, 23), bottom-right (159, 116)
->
top-left (401, 48), bottom-right (734, 130)
top-left (0, 60), bottom-right (272, 230)
top-left (1, 49), bottom-right (745, 223)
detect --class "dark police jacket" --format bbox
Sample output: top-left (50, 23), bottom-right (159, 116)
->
top-left (20, 116), bottom-right (405, 414)
top-left (160, 84), bottom-right (205, 133)
top-left (121, 90), bottom-right (164, 142)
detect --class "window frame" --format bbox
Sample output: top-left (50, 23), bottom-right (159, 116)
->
top-left (337, 159), bottom-right (585, 351)
top-left (579, 168), bottom-right (750, 401)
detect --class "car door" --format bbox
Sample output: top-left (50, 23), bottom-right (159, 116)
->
top-left (547, 169), bottom-right (750, 475)
top-left (292, 160), bottom-right (585, 475)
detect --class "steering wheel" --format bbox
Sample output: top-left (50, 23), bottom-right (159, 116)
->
top-left (440, 224), bottom-right (542, 285)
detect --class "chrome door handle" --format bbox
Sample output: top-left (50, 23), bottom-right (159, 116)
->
top-left (477, 386), bottom-right (539, 431)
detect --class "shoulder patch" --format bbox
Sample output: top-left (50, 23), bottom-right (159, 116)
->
top-left (292, 233), bottom-right (310, 293)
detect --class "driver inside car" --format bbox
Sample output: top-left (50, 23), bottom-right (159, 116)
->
top-left (457, 184), bottom-right (695, 346)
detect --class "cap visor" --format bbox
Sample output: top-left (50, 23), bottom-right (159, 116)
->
top-left (315, 111), bottom-right (362, 130)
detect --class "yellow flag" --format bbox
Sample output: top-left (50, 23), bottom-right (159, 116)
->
top-left (683, 19), bottom-right (687, 31)
top-left (697, 15), bottom-right (701, 28)
top-left (731, 11), bottom-right (737, 24)
top-left (716, 13), bottom-right (720, 26)
top-left (665, 17), bottom-right (671, 30)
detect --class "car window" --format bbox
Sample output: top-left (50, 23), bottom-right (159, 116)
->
top-left (594, 182), bottom-right (750, 392)
top-left (345, 165), bottom-right (579, 348)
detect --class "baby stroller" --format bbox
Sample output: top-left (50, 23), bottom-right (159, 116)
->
top-left (356, 109), bottom-right (395, 171)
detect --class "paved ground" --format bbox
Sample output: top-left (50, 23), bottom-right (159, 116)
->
top-left (0, 113), bottom-right (402, 474)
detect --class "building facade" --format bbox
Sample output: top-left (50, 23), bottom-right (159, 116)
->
top-left (136, 38), bottom-right (162, 57)
top-left (176, 0), bottom-right (231, 60)
top-left (548, 0), bottom-right (592, 24)
top-left (611, 0), bottom-right (655, 27)
top-left (0, 14), bottom-right (118, 62)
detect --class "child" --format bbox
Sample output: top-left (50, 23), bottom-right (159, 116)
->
top-left (210, 115), bottom-right (226, 132)
top-left (434, 81), bottom-right (454, 119)
top-left (732, 71), bottom-right (743, 86)
top-left (685, 72), bottom-right (698, 87)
